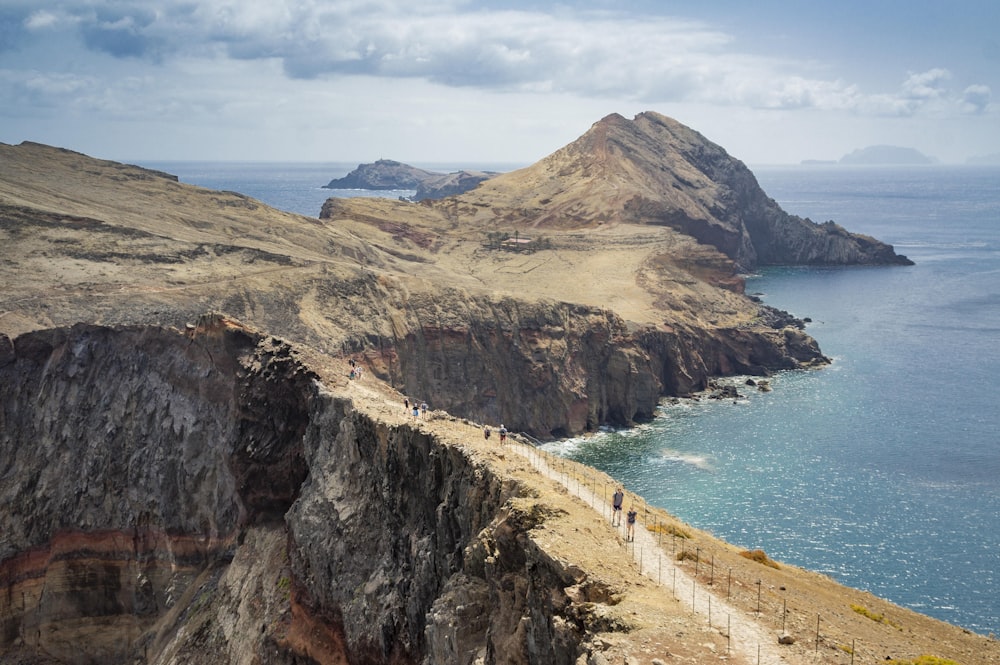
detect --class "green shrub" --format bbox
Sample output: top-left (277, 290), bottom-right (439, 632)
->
top-left (851, 603), bottom-right (901, 630)
top-left (885, 656), bottom-right (963, 665)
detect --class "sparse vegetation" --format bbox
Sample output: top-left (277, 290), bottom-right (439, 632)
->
top-left (484, 231), bottom-right (553, 252)
top-left (277, 575), bottom-right (291, 601)
top-left (885, 657), bottom-right (964, 665)
top-left (647, 521), bottom-right (691, 539)
top-left (739, 549), bottom-right (780, 569)
top-left (852, 603), bottom-right (902, 630)
top-left (676, 549), bottom-right (699, 563)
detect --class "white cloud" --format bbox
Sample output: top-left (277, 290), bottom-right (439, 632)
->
top-left (5, 2), bottom-right (993, 118)
top-left (2, 1), bottom-right (998, 163)
top-left (24, 10), bottom-right (61, 30)
top-left (900, 68), bottom-right (951, 100)
top-left (962, 84), bottom-right (991, 113)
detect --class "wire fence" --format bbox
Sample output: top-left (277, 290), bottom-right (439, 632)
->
top-left (504, 433), bottom-right (875, 665)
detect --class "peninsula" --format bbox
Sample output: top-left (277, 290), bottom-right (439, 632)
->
top-left (1, 113), bottom-right (984, 665)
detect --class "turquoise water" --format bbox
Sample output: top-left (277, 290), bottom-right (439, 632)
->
top-left (139, 160), bottom-right (1000, 635)
top-left (545, 166), bottom-right (1000, 635)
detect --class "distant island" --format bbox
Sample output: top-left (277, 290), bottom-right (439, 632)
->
top-left (966, 152), bottom-right (1000, 165)
top-left (322, 158), bottom-right (498, 201)
top-left (838, 145), bottom-right (936, 165)
top-left (800, 145), bottom-right (940, 166)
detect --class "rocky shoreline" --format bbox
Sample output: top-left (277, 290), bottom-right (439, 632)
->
top-left (0, 318), bottom-right (995, 664)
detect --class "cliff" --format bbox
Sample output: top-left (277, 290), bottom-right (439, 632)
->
top-left (1, 136), bottom-right (832, 439)
top-left (323, 159), bottom-right (436, 190)
top-left (0, 318), bottom-right (514, 664)
top-left (323, 159), bottom-right (495, 201)
top-left (1, 319), bottom-right (995, 665)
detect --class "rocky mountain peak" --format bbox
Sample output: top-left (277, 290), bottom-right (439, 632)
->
top-left (447, 111), bottom-right (911, 269)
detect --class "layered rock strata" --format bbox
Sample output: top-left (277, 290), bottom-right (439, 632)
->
top-left (0, 317), bottom-right (617, 664)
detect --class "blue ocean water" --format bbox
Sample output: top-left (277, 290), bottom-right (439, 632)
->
top-left (546, 165), bottom-right (1000, 636)
top-left (138, 161), bottom-right (525, 217)
top-left (138, 161), bottom-right (413, 217)
top-left (138, 160), bottom-right (999, 635)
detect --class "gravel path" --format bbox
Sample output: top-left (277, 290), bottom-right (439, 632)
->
top-left (507, 438), bottom-right (794, 665)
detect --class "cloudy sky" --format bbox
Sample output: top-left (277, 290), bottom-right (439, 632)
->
top-left (1, 1), bottom-right (998, 165)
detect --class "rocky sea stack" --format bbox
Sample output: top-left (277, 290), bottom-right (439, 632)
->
top-left (1, 114), bottom-right (981, 665)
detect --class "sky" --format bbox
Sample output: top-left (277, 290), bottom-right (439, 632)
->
top-left (1, 1), bottom-right (998, 166)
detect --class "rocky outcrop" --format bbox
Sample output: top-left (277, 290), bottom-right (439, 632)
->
top-left (377, 293), bottom-right (827, 438)
top-left (323, 159), bottom-right (435, 190)
top-left (413, 170), bottom-right (495, 201)
top-left (0, 317), bottom-right (639, 665)
top-left (323, 159), bottom-right (496, 200)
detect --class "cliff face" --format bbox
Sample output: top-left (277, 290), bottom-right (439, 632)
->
top-left (323, 160), bottom-right (495, 201)
top-left (3, 323), bottom-right (995, 665)
top-left (0, 318), bottom-right (615, 665)
top-left (323, 159), bottom-right (436, 190)
top-left (0, 317), bottom-right (313, 662)
top-left (380, 293), bottom-right (825, 437)
top-left (1, 125), bottom-right (883, 441)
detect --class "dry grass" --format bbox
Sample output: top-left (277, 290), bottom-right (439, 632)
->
top-left (739, 548), bottom-right (781, 569)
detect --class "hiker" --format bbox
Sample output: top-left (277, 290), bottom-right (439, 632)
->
top-left (420, 401), bottom-right (428, 416)
top-left (412, 403), bottom-right (420, 417)
top-left (626, 506), bottom-right (637, 541)
top-left (483, 425), bottom-right (491, 440)
top-left (404, 398), bottom-right (410, 412)
top-left (499, 424), bottom-right (507, 444)
top-left (612, 487), bottom-right (624, 526)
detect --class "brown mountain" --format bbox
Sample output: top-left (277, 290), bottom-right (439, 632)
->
top-left (421, 112), bottom-right (911, 269)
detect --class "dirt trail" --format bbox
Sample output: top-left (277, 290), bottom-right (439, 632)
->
top-left (335, 372), bottom-right (1000, 665)
top-left (506, 438), bottom-right (796, 665)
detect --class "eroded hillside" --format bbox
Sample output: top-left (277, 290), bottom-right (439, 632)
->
top-left (0, 125), bottom-right (845, 438)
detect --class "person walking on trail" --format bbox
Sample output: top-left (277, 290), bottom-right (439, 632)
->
top-left (626, 506), bottom-right (637, 541)
top-left (404, 398), bottom-right (409, 412)
top-left (499, 424), bottom-right (507, 444)
top-left (483, 425), bottom-right (491, 441)
top-left (612, 487), bottom-right (624, 526)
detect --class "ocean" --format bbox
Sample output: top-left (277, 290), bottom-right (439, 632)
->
top-left (138, 160), bottom-right (1000, 636)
